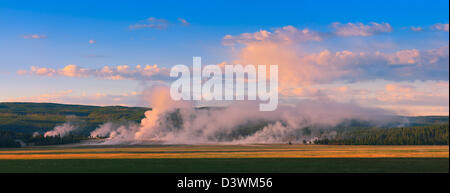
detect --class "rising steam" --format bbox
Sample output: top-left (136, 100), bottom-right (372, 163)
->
top-left (90, 86), bottom-right (394, 144)
top-left (44, 122), bottom-right (77, 137)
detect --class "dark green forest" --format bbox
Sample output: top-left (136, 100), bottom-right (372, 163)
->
top-left (0, 130), bottom-right (81, 147)
top-left (316, 124), bottom-right (449, 145)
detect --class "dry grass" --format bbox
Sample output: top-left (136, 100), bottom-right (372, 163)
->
top-left (0, 145), bottom-right (447, 159)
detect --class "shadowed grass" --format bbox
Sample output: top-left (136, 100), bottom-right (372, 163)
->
top-left (0, 158), bottom-right (448, 173)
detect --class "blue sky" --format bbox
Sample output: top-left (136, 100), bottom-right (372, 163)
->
top-left (0, 0), bottom-right (448, 115)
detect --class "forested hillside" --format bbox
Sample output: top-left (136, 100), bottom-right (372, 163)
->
top-left (0, 102), bottom-right (149, 134)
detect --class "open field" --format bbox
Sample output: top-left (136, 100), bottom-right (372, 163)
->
top-left (0, 145), bottom-right (448, 172)
top-left (0, 145), bottom-right (448, 159)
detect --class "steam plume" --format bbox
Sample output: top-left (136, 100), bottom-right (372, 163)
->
top-left (90, 86), bottom-right (393, 144)
top-left (44, 122), bottom-right (77, 137)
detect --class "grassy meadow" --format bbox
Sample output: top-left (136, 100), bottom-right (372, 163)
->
top-left (0, 145), bottom-right (448, 173)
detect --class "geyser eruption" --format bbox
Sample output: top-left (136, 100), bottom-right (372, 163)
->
top-left (90, 86), bottom-right (193, 144)
top-left (135, 86), bottom-right (193, 140)
top-left (44, 116), bottom-right (83, 138)
top-left (90, 86), bottom-right (393, 144)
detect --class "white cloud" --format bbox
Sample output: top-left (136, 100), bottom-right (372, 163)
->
top-left (129, 17), bottom-right (169, 30)
top-left (331, 22), bottom-right (392, 36)
top-left (223, 25), bottom-right (322, 46)
top-left (223, 22), bottom-right (394, 46)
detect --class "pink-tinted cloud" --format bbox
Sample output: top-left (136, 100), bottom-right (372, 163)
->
top-left (410, 26), bottom-right (424, 32)
top-left (178, 18), bottom-right (190, 26)
top-left (4, 90), bottom-right (145, 107)
top-left (374, 82), bottom-right (449, 115)
top-left (18, 64), bottom-right (170, 81)
top-left (280, 81), bottom-right (449, 116)
top-left (224, 26), bottom-right (448, 86)
top-left (380, 49), bottom-right (421, 64)
top-left (222, 25), bottom-right (448, 115)
top-left (23, 34), bottom-right (47, 39)
top-left (4, 90), bottom-right (73, 103)
top-left (431, 23), bottom-right (449, 32)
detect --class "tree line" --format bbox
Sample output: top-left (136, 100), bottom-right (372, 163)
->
top-left (315, 124), bottom-right (449, 145)
top-left (0, 131), bottom-right (81, 147)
